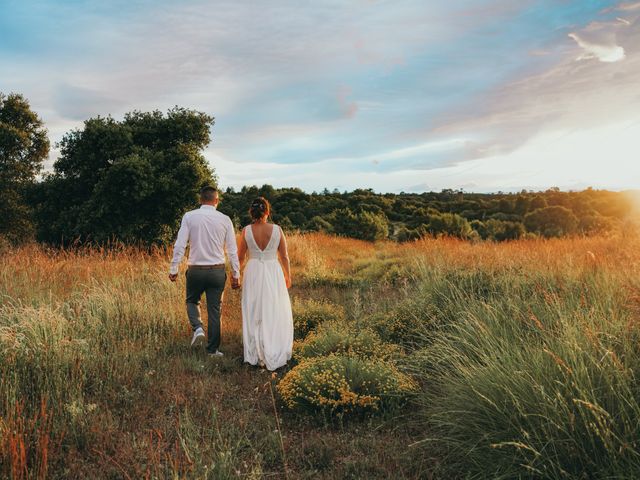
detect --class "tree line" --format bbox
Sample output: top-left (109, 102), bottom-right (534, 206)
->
top-left (217, 185), bottom-right (637, 242)
top-left (1, 92), bottom-right (637, 247)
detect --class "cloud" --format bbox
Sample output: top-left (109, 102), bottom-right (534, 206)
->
top-left (567, 12), bottom-right (633, 64)
top-left (3, 0), bottom-right (639, 193)
top-left (421, 6), bottom-right (640, 167)
top-left (568, 32), bottom-right (625, 63)
top-left (336, 86), bottom-right (359, 119)
top-left (616, 2), bottom-right (640, 12)
top-left (213, 120), bottom-right (640, 193)
top-left (53, 84), bottom-right (127, 121)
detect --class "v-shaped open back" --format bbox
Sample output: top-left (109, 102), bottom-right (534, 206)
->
top-left (246, 224), bottom-right (280, 262)
top-left (249, 224), bottom-right (275, 252)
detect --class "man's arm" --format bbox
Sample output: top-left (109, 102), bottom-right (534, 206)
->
top-left (225, 217), bottom-right (241, 281)
top-left (169, 214), bottom-right (190, 279)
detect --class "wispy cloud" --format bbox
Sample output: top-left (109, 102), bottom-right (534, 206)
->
top-left (568, 16), bottom-right (629, 63)
top-left (568, 32), bottom-right (625, 62)
top-left (2, 0), bottom-right (637, 192)
top-left (421, 4), bottom-right (640, 166)
top-left (53, 84), bottom-right (127, 121)
top-left (616, 2), bottom-right (640, 11)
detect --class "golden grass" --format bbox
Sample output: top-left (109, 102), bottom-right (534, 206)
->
top-left (3, 233), bottom-right (636, 302)
top-left (1, 232), bottom-right (639, 478)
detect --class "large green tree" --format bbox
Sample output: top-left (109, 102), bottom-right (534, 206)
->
top-left (32, 108), bottom-right (216, 245)
top-left (0, 93), bottom-right (50, 243)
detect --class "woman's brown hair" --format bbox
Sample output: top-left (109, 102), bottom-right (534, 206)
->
top-left (249, 197), bottom-right (271, 222)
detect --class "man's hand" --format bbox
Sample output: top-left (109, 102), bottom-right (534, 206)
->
top-left (231, 277), bottom-right (241, 290)
top-left (168, 273), bottom-right (178, 282)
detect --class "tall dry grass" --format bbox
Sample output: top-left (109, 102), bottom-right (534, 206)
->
top-left (1, 232), bottom-right (639, 477)
top-left (402, 236), bottom-right (640, 478)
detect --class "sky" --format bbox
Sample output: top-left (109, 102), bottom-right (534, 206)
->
top-left (2, 0), bottom-right (639, 193)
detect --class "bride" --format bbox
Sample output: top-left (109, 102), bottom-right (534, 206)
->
top-left (237, 197), bottom-right (293, 370)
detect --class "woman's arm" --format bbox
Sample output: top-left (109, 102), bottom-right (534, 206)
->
top-left (277, 227), bottom-right (292, 288)
top-left (238, 227), bottom-right (248, 266)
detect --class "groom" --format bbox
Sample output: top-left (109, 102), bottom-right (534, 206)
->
top-left (168, 186), bottom-right (240, 356)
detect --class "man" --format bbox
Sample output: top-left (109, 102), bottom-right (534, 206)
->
top-left (169, 186), bottom-right (240, 356)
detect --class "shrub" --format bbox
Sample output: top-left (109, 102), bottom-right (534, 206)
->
top-left (424, 212), bottom-right (472, 239)
top-left (292, 299), bottom-right (345, 339)
top-left (298, 269), bottom-right (358, 289)
top-left (472, 219), bottom-right (525, 241)
top-left (277, 355), bottom-right (416, 415)
top-left (395, 227), bottom-right (421, 242)
top-left (294, 321), bottom-right (398, 361)
top-left (524, 206), bottom-right (579, 237)
top-left (330, 208), bottom-right (389, 242)
top-left (353, 256), bottom-right (418, 286)
top-left (0, 235), bottom-right (12, 256)
top-left (367, 295), bottom-right (436, 348)
top-left (305, 216), bottom-right (334, 233)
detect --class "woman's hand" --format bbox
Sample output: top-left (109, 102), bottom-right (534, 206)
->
top-left (285, 275), bottom-right (292, 289)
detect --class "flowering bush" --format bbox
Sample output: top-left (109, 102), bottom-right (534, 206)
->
top-left (367, 305), bottom-right (429, 348)
top-left (294, 321), bottom-right (400, 361)
top-left (292, 299), bottom-right (345, 339)
top-left (277, 355), bottom-right (416, 415)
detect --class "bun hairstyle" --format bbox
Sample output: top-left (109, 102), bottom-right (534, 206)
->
top-left (249, 197), bottom-right (271, 222)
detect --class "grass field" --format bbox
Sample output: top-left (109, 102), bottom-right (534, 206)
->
top-left (1, 233), bottom-right (640, 479)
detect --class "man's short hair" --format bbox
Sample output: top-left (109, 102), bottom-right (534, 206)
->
top-left (200, 186), bottom-right (218, 202)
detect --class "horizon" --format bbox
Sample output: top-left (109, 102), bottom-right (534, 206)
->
top-left (3, 0), bottom-right (639, 193)
top-left (220, 184), bottom-right (640, 195)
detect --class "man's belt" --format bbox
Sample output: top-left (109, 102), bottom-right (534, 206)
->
top-left (187, 264), bottom-right (225, 270)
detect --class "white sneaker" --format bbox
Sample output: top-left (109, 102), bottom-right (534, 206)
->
top-left (191, 327), bottom-right (205, 347)
top-left (208, 350), bottom-right (224, 357)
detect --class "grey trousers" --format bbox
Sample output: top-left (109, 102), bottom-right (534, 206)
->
top-left (185, 267), bottom-right (226, 352)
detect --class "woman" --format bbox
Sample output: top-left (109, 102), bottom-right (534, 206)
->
top-left (238, 197), bottom-right (293, 370)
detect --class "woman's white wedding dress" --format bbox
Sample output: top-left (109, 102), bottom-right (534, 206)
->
top-left (242, 224), bottom-right (293, 370)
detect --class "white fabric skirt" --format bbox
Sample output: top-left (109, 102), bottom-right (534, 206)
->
top-left (241, 258), bottom-right (293, 370)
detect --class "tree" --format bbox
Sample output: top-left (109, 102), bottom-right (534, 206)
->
top-left (499, 221), bottom-right (526, 241)
top-left (424, 212), bottom-right (472, 239)
top-left (514, 195), bottom-right (531, 216)
top-left (331, 208), bottom-right (389, 241)
top-left (305, 216), bottom-right (334, 233)
top-left (472, 219), bottom-right (525, 241)
top-left (396, 226), bottom-right (422, 242)
top-left (524, 206), bottom-right (579, 238)
top-left (578, 212), bottom-right (615, 235)
top-left (195, 186), bottom-right (635, 243)
top-left (32, 107), bottom-right (215, 245)
top-left (0, 93), bottom-right (49, 243)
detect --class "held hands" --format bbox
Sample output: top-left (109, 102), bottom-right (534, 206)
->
top-left (231, 277), bottom-right (241, 290)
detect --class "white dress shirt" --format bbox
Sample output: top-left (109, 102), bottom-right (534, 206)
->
top-left (169, 205), bottom-right (240, 278)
